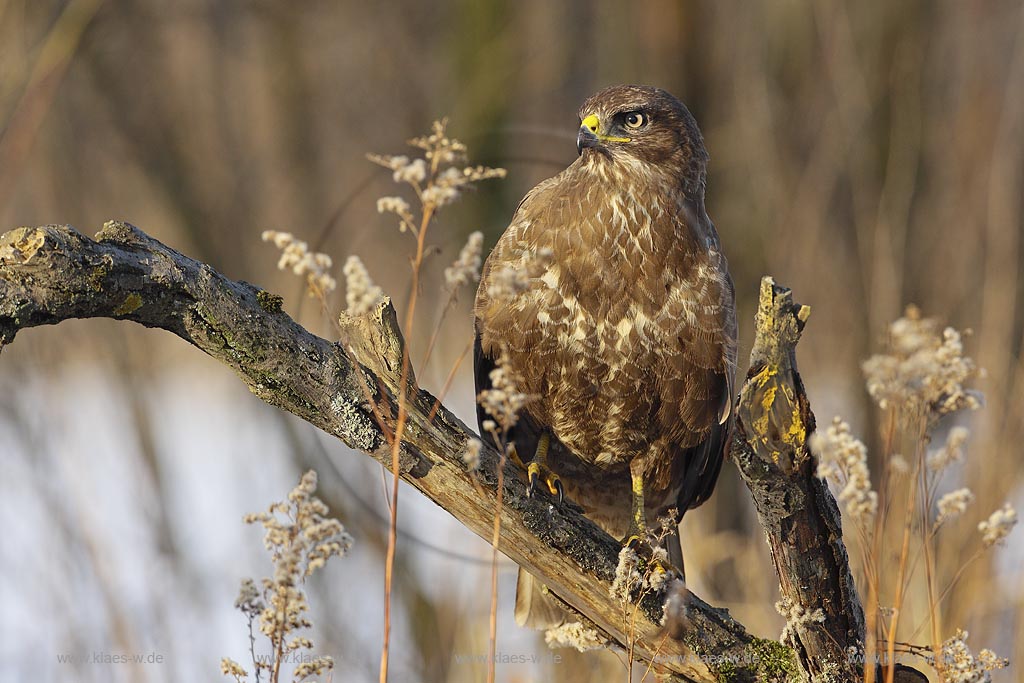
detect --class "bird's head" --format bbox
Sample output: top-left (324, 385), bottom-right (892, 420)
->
top-left (576, 84), bottom-right (709, 195)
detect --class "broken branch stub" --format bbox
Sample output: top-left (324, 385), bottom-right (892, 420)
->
top-left (732, 277), bottom-right (866, 681)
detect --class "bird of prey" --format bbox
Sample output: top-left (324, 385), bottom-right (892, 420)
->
top-left (474, 84), bottom-right (737, 627)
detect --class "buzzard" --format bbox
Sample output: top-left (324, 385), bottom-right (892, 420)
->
top-left (474, 85), bottom-right (737, 627)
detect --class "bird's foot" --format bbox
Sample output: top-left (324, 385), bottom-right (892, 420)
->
top-left (623, 532), bottom-right (657, 563)
top-left (622, 533), bottom-right (678, 579)
top-left (527, 461), bottom-right (564, 504)
top-left (524, 431), bottom-right (563, 504)
top-left (624, 533), bottom-right (649, 552)
top-left (623, 514), bottom-right (654, 555)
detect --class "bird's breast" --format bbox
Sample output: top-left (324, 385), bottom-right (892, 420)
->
top-left (478, 168), bottom-right (725, 468)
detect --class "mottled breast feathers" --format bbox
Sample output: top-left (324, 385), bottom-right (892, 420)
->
top-left (474, 84), bottom-right (737, 538)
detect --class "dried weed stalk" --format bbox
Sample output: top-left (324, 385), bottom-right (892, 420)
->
top-left (260, 120), bottom-right (504, 683)
top-left (809, 307), bottom-right (1013, 683)
top-left (222, 471), bottom-right (353, 683)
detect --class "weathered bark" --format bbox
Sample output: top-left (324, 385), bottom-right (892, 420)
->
top-left (732, 280), bottom-right (865, 680)
top-left (0, 222), bottom-right (896, 682)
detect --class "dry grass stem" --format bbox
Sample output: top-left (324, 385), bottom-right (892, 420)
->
top-left (223, 471), bottom-right (351, 683)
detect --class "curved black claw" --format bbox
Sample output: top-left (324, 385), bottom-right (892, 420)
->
top-left (527, 461), bottom-right (563, 504)
top-left (527, 466), bottom-right (541, 499)
top-left (624, 534), bottom-right (649, 554)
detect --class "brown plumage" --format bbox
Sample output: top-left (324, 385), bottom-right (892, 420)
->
top-left (474, 85), bottom-right (737, 626)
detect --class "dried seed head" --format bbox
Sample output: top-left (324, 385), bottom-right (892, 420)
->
top-left (978, 504), bottom-right (1018, 547)
top-left (342, 255), bottom-right (385, 316)
top-left (543, 622), bottom-right (605, 652)
top-left (477, 351), bottom-right (534, 432)
top-left (809, 417), bottom-right (877, 524)
top-left (863, 307), bottom-right (982, 422)
top-left (444, 231), bottom-right (484, 290)
top-left (609, 546), bottom-right (641, 601)
top-left (928, 426), bottom-right (970, 472)
top-left (461, 438), bottom-right (482, 472)
top-left (929, 629), bottom-right (1008, 682)
top-left (935, 488), bottom-right (974, 526)
top-left (370, 120), bottom-right (505, 216)
top-left (261, 230), bottom-right (337, 297)
top-left (241, 470), bottom-right (353, 660)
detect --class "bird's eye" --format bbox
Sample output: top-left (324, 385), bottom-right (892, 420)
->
top-left (624, 112), bottom-right (646, 129)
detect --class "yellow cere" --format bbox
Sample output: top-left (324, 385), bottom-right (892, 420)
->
top-left (580, 113), bottom-right (631, 143)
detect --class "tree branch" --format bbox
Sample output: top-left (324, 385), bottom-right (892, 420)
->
top-left (732, 279), bottom-right (865, 679)
top-left (1, 222), bottom-right (884, 681)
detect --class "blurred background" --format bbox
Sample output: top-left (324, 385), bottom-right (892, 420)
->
top-left (1, 1), bottom-right (1022, 681)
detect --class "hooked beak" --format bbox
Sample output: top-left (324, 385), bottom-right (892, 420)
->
top-left (577, 126), bottom-right (600, 155)
top-left (576, 113), bottom-right (630, 156)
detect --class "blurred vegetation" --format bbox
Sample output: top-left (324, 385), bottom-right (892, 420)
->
top-left (1, 1), bottom-right (1022, 681)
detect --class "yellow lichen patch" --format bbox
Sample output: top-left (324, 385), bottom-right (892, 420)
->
top-left (752, 362), bottom-right (778, 388)
top-left (753, 383), bottom-right (776, 440)
top-left (114, 293), bottom-right (143, 316)
top-left (747, 363), bottom-right (778, 445)
top-left (746, 362), bottom-right (807, 467)
top-left (0, 228), bottom-right (46, 264)
top-left (780, 385), bottom-right (806, 450)
top-left (770, 383), bottom-right (806, 467)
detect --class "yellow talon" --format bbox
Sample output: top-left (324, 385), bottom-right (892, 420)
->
top-left (625, 534), bottom-right (645, 550)
top-left (545, 471), bottom-right (561, 497)
top-left (527, 461), bottom-right (542, 480)
top-left (527, 434), bottom-right (563, 503)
